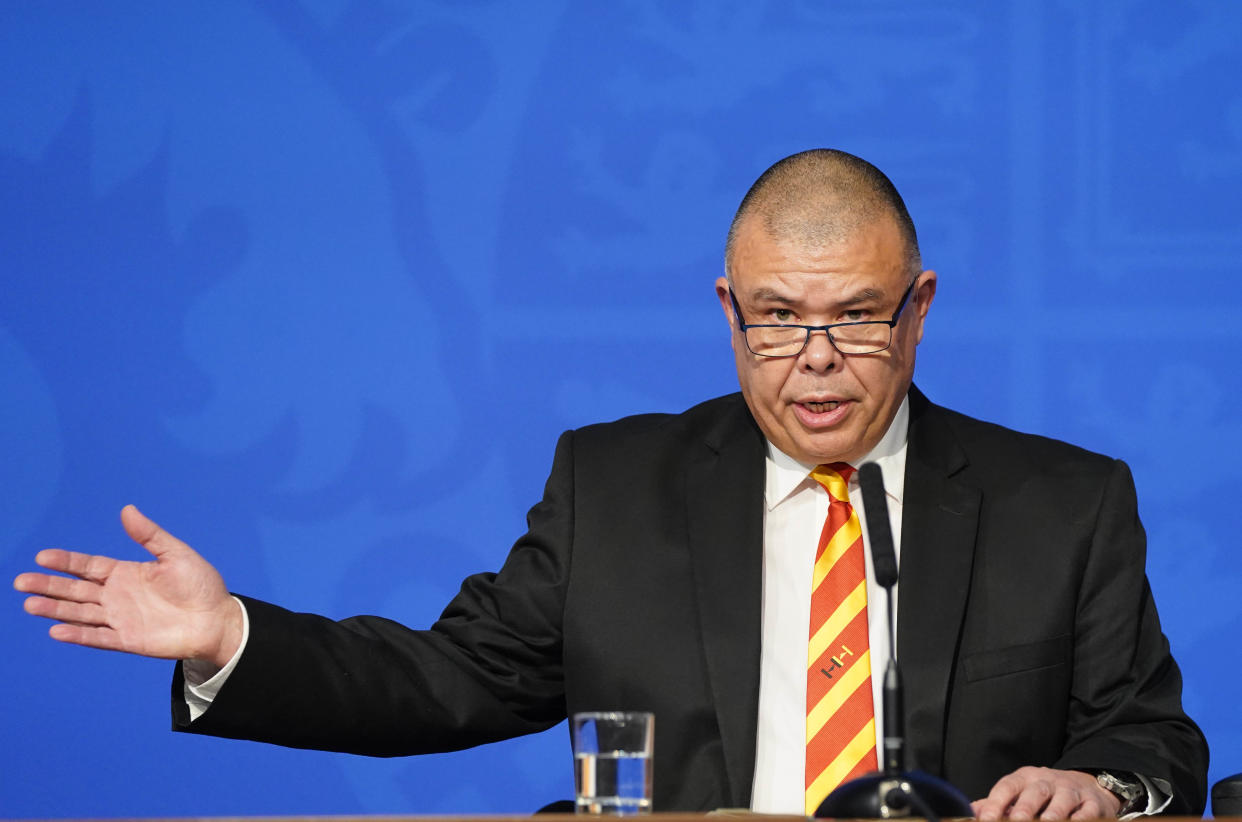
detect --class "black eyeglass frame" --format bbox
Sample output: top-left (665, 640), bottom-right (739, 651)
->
top-left (727, 278), bottom-right (918, 358)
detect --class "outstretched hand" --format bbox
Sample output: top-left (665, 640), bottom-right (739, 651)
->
top-left (14, 505), bottom-right (243, 668)
top-left (972, 766), bottom-right (1123, 821)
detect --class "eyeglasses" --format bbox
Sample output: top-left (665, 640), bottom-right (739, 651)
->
top-left (728, 279), bottom-right (916, 358)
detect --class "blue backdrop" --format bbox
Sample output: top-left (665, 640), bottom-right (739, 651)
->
top-left (3, 2), bottom-right (1240, 817)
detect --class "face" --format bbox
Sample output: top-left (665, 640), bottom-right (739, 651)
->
top-left (716, 215), bottom-right (936, 466)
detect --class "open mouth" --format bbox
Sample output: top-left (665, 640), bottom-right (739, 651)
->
top-left (802, 400), bottom-right (841, 413)
top-left (793, 399), bottom-right (852, 428)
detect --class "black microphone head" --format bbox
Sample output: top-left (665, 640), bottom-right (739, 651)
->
top-left (1212, 773), bottom-right (1242, 817)
top-left (858, 462), bottom-right (898, 588)
top-left (858, 460), bottom-right (883, 484)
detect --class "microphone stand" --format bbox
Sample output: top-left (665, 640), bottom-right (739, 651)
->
top-left (813, 463), bottom-right (973, 820)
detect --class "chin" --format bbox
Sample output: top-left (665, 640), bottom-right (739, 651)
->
top-left (796, 441), bottom-right (857, 466)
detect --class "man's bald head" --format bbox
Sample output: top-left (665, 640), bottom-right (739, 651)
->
top-left (725, 148), bottom-right (921, 279)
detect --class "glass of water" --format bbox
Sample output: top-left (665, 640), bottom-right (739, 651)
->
top-left (571, 711), bottom-right (654, 815)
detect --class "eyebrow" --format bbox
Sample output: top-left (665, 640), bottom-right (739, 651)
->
top-left (745, 286), bottom-right (888, 306)
top-left (841, 288), bottom-right (886, 305)
top-left (748, 287), bottom-right (797, 305)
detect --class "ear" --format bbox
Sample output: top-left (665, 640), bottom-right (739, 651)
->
top-left (715, 276), bottom-right (737, 327)
top-left (911, 270), bottom-right (937, 345)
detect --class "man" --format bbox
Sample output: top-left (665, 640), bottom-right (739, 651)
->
top-left (15, 149), bottom-right (1207, 818)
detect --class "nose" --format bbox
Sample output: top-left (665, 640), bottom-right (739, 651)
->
top-left (799, 329), bottom-right (842, 373)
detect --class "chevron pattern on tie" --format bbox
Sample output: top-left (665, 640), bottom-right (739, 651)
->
top-left (804, 462), bottom-right (877, 815)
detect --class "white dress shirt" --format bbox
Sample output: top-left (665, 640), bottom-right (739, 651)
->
top-left (749, 398), bottom-right (908, 814)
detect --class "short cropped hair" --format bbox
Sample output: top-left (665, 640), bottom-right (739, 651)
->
top-left (725, 148), bottom-right (921, 279)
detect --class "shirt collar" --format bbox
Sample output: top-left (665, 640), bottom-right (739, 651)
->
top-left (765, 395), bottom-right (910, 511)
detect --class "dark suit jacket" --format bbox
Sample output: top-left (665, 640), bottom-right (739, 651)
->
top-left (175, 388), bottom-right (1208, 813)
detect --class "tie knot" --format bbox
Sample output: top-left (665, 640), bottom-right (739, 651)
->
top-left (810, 462), bottom-right (854, 500)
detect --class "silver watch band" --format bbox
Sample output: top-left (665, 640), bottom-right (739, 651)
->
top-left (1096, 770), bottom-right (1146, 815)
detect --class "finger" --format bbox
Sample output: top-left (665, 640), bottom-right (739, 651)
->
top-left (973, 798), bottom-right (1004, 822)
top-left (24, 595), bottom-right (108, 626)
top-left (1038, 785), bottom-right (1082, 820)
top-left (33, 549), bottom-right (118, 584)
top-left (13, 571), bottom-right (103, 604)
top-left (14, 570), bottom-right (53, 593)
top-left (1068, 796), bottom-right (1109, 820)
top-left (976, 777), bottom-right (1023, 822)
top-left (48, 621), bottom-right (125, 651)
top-left (1007, 780), bottom-right (1055, 821)
top-left (120, 504), bottom-right (188, 560)
top-left (974, 795), bottom-right (1016, 821)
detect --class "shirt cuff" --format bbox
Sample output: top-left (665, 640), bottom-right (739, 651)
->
top-left (1122, 773), bottom-right (1171, 819)
top-left (182, 596), bottom-right (250, 722)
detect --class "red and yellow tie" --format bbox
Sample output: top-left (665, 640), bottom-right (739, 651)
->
top-left (804, 463), bottom-right (877, 814)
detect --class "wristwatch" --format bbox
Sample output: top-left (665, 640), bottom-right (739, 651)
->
top-left (1094, 770), bottom-right (1147, 816)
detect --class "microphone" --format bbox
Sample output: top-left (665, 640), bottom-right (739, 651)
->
top-left (813, 462), bottom-right (973, 821)
top-left (859, 462), bottom-right (904, 774)
top-left (858, 462), bottom-right (898, 588)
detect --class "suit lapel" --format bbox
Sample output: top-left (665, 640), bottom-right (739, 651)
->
top-left (897, 388), bottom-right (981, 774)
top-left (686, 397), bottom-right (766, 808)
top-left (683, 390), bottom-right (981, 798)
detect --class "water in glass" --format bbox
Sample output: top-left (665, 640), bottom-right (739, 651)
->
top-left (574, 750), bottom-right (652, 815)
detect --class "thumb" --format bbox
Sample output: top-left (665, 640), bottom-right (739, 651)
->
top-left (120, 504), bottom-right (187, 560)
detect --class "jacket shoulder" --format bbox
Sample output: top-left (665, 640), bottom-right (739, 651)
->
top-left (569, 393), bottom-right (754, 449)
top-left (916, 395), bottom-right (1121, 482)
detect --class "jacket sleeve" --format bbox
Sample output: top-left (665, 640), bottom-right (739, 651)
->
top-left (172, 430), bottom-right (579, 755)
top-left (1052, 459), bottom-right (1208, 815)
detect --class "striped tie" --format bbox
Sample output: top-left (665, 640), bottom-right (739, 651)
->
top-left (804, 463), bottom-right (877, 815)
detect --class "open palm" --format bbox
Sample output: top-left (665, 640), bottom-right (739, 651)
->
top-left (14, 505), bottom-right (243, 667)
